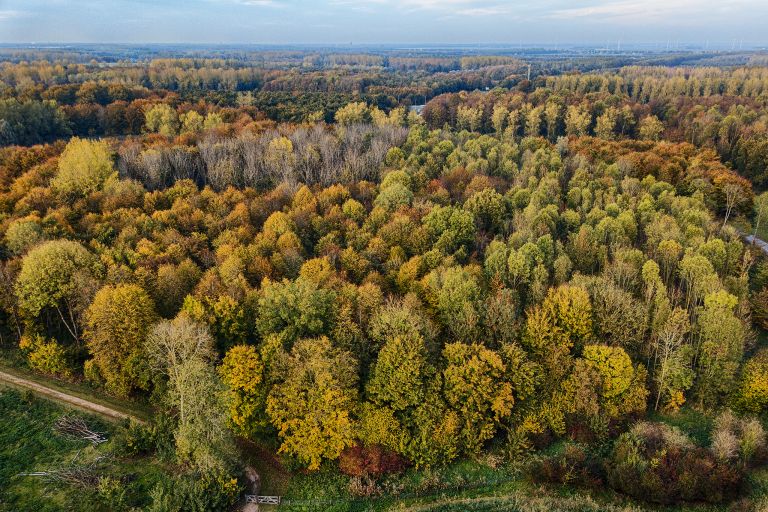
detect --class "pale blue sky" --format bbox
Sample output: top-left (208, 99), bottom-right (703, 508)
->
top-left (0, 0), bottom-right (766, 45)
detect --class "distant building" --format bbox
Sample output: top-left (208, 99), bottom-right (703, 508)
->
top-left (409, 104), bottom-right (425, 115)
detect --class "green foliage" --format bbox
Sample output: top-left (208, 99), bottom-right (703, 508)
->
top-left (16, 239), bottom-right (101, 340)
top-left (5, 216), bottom-right (45, 255)
top-left (0, 389), bottom-right (164, 511)
top-left (257, 277), bottom-right (336, 344)
top-left (363, 333), bottom-right (460, 467)
top-left (148, 471), bottom-right (240, 512)
top-left (422, 205), bottom-right (475, 255)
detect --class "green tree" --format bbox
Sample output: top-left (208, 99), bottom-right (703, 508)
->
top-left (145, 315), bottom-right (235, 472)
top-left (256, 277), bottom-right (336, 344)
top-left (171, 358), bottom-right (237, 473)
top-left (424, 266), bottom-right (481, 343)
top-left (422, 205), bottom-right (475, 255)
top-left (652, 308), bottom-right (694, 412)
top-left (16, 240), bottom-right (101, 342)
top-left (695, 290), bottom-right (747, 408)
top-left (751, 191), bottom-right (768, 241)
top-left (363, 333), bottom-right (459, 467)
top-left (5, 216), bottom-right (44, 255)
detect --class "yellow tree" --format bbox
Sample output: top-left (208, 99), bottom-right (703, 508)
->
top-left (442, 342), bottom-right (514, 454)
top-left (84, 284), bottom-right (157, 397)
top-left (52, 137), bottom-right (117, 198)
top-left (266, 337), bottom-right (358, 470)
top-left (219, 344), bottom-right (268, 438)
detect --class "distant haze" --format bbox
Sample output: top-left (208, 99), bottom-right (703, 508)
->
top-left (1, 0), bottom-right (767, 46)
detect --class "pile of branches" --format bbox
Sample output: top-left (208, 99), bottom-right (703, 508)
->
top-left (53, 416), bottom-right (108, 445)
top-left (19, 455), bottom-right (111, 489)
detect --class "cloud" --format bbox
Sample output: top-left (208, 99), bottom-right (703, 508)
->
top-left (0, 10), bottom-right (25, 20)
top-left (213, 0), bottom-right (286, 6)
top-left (332, 0), bottom-right (513, 16)
top-left (549, 0), bottom-right (764, 23)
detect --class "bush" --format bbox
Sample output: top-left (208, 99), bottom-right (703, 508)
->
top-left (112, 421), bottom-right (158, 457)
top-left (710, 410), bottom-right (767, 466)
top-left (529, 444), bottom-right (604, 488)
top-left (606, 421), bottom-right (744, 504)
top-left (148, 471), bottom-right (240, 512)
top-left (338, 443), bottom-right (409, 477)
top-left (20, 334), bottom-right (72, 378)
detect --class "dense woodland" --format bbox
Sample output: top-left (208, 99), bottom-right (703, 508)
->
top-left (3, 47), bottom-right (768, 511)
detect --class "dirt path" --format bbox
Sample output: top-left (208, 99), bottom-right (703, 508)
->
top-left (0, 369), bottom-right (143, 423)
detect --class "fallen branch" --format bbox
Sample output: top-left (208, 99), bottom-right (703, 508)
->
top-left (53, 415), bottom-right (108, 445)
top-left (18, 455), bottom-right (111, 489)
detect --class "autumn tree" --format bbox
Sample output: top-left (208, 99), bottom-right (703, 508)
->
top-left (266, 336), bottom-right (358, 470)
top-left (219, 344), bottom-right (268, 438)
top-left (639, 115), bottom-right (664, 141)
top-left (563, 344), bottom-right (648, 437)
top-left (52, 137), bottom-right (117, 198)
top-left (441, 342), bottom-right (515, 454)
top-left (735, 349), bottom-right (768, 414)
top-left (144, 103), bottom-right (179, 136)
top-left (84, 284), bottom-right (157, 397)
top-left (335, 102), bottom-right (371, 125)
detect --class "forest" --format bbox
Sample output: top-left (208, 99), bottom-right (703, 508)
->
top-left (3, 45), bottom-right (768, 511)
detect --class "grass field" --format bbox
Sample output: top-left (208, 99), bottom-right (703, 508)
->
top-left (0, 388), bottom-right (165, 512)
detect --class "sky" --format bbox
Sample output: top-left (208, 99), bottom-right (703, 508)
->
top-left (0, 0), bottom-right (767, 46)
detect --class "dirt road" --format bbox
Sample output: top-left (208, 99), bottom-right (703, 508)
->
top-left (0, 369), bottom-right (143, 423)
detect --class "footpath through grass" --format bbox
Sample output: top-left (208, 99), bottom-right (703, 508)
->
top-left (0, 349), bottom-right (151, 421)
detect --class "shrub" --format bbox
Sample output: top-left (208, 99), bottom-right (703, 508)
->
top-left (606, 421), bottom-right (744, 504)
top-left (338, 443), bottom-right (409, 477)
top-left (529, 444), bottom-right (604, 488)
top-left (710, 410), bottom-right (767, 466)
top-left (148, 471), bottom-right (240, 512)
top-left (20, 334), bottom-right (72, 378)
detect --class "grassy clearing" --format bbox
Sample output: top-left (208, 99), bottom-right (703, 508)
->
top-left (0, 388), bottom-right (164, 512)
